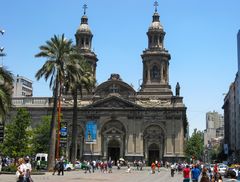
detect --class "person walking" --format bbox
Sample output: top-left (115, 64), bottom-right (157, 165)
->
top-left (108, 160), bottom-right (113, 173)
top-left (183, 165), bottom-right (191, 182)
top-left (57, 160), bottom-right (64, 176)
top-left (191, 164), bottom-right (201, 182)
top-left (24, 157), bottom-right (32, 182)
top-left (170, 163), bottom-right (175, 177)
top-left (157, 161), bottom-right (161, 172)
top-left (151, 162), bottom-right (156, 174)
top-left (226, 170), bottom-right (238, 181)
top-left (52, 159), bottom-right (59, 175)
top-left (16, 158), bottom-right (26, 182)
top-left (200, 171), bottom-right (210, 182)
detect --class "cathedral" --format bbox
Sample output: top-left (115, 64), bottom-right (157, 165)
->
top-left (11, 3), bottom-right (187, 164)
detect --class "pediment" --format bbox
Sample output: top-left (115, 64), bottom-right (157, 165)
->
top-left (86, 96), bottom-right (142, 109)
top-left (103, 127), bottom-right (124, 135)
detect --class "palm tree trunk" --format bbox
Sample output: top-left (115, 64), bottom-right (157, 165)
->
top-left (47, 82), bottom-right (59, 171)
top-left (71, 88), bottom-right (78, 164)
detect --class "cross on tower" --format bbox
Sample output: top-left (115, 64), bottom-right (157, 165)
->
top-left (83, 4), bottom-right (88, 15)
top-left (154, 1), bottom-right (159, 12)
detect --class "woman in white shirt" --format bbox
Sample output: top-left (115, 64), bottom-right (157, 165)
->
top-left (17, 158), bottom-right (26, 182)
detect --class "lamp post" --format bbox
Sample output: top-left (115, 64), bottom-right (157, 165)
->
top-left (56, 80), bottom-right (62, 160)
top-left (0, 29), bottom-right (6, 67)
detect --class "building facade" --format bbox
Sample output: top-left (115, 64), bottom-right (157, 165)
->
top-left (10, 6), bottom-right (187, 164)
top-left (12, 75), bottom-right (33, 97)
top-left (204, 111), bottom-right (224, 147)
top-left (222, 30), bottom-right (240, 162)
top-left (223, 81), bottom-right (237, 159)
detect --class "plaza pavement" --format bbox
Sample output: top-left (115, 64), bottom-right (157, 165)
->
top-left (0, 167), bottom-right (184, 182)
top-left (0, 167), bottom-right (231, 182)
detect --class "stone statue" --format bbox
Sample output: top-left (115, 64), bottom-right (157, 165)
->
top-left (87, 130), bottom-right (92, 141)
top-left (175, 82), bottom-right (180, 96)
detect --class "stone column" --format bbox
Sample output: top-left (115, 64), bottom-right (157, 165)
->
top-left (166, 61), bottom-right (169, 84)
top-left (147, 64), bottom-right (151, 84)
top-left (144, 139), bottom-right (148, 161)
top-left (160, 62), bottom-right (164, 84)
top-left (103, 136), bottom-right (107, 159)
top-left (125, 134), bottom-right (128, 155)
top-left (159, 137), bottom-right (163, 160)
top-left (120, 136), bottom-right (124, 157)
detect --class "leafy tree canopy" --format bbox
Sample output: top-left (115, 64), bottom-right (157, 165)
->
top-left (185, 128), bottom-right (204, 161)
top-left (31, 115), bottom-right (51, 155)
top-left (0, 108), bottom-right (32, 158)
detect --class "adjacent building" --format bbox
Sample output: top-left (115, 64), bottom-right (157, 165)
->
top-left (204, 111), bottom-right (224, 147)
top-left (12, 75), bottom-right (33, 97)
top-left (223, 30), bottom-right (240, 162)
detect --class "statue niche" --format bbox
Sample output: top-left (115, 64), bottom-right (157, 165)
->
top-left (150, 65), bottom-right (160, 81)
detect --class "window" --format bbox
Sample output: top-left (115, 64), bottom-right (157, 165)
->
top-left (81, 38), bottom-right (84, 45)
top-left (86, 38), bottom-right (89, 45)
top-left (109, 84), bottom-right (119, 93)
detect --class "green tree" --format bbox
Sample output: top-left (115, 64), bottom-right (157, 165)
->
top-left (64, 54), bottom-right (95, 164)
top-left (185, 129), bottom-right (204, 161)
top-left (35, 34), bottom-right (83, 170)
top-left (31, 116), bottom-right (51, 154)
top-left (0, 108), bottom-right (32, 158)
top-left (0, 67), bottom-right (14, 120)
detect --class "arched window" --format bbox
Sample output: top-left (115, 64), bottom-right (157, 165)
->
top-left (149, 36), bottom-right (152, 44)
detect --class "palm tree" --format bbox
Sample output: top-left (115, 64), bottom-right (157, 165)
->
top-left (0, 66), bottom-right (13, 120)
top-left (64, 51), bottom-right (95, 164)
top-left (35, 34), bottom-right (75, 170)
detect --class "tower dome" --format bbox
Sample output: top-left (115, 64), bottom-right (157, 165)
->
top-left (75, 4), bottom-right (98, 85)
top-left (149, 12), bottom-right (163, 30)
top-left (77, 15), bottom-right (92, 34)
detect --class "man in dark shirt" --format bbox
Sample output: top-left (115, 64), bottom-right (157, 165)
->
top-left (58, 160), bottom-right (64, 176)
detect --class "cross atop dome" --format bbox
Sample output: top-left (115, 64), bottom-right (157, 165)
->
top-left (83, 4), bottom-right (88, 15)
top-left (154, 1), bottom-right (159, 12)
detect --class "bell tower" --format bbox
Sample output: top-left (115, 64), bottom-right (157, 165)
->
top-left (75, 4), bottom-right (98, 81)
top-left (139, 1), bottom-right (172, 97)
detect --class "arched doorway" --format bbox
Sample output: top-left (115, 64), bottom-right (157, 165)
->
top-left (101, 120), bottom-right (126, 162)
top-left (108, 139), bottom-right (120, 164)
top-left (143, 125), bottom-right (165, 165)
top-left (148, 143), bottom-right (160, 165)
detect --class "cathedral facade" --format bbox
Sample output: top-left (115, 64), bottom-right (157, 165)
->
top-left (62, 6), bottom-right (187, 163)
top-left (11, 5), bottom-right (187, 164)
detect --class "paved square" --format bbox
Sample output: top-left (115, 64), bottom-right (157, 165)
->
top-left (0, 167), bottom-right (184, 182)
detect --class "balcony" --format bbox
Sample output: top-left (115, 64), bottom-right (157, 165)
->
top-left (12, 97), bottom-right (53, 107)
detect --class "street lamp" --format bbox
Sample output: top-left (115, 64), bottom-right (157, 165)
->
top-left (0, 30), bottom-right (4, 35)
top-left (0, 30), bottom-right (6, 67)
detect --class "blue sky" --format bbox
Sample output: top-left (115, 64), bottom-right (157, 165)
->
top-left (1, 0), bottom-right (240, 134)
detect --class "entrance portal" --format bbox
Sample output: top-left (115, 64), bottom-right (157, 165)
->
top-left (148, 143), bottom-right (160, 165)
top-left (108, 139), bottom-right (120, 164)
